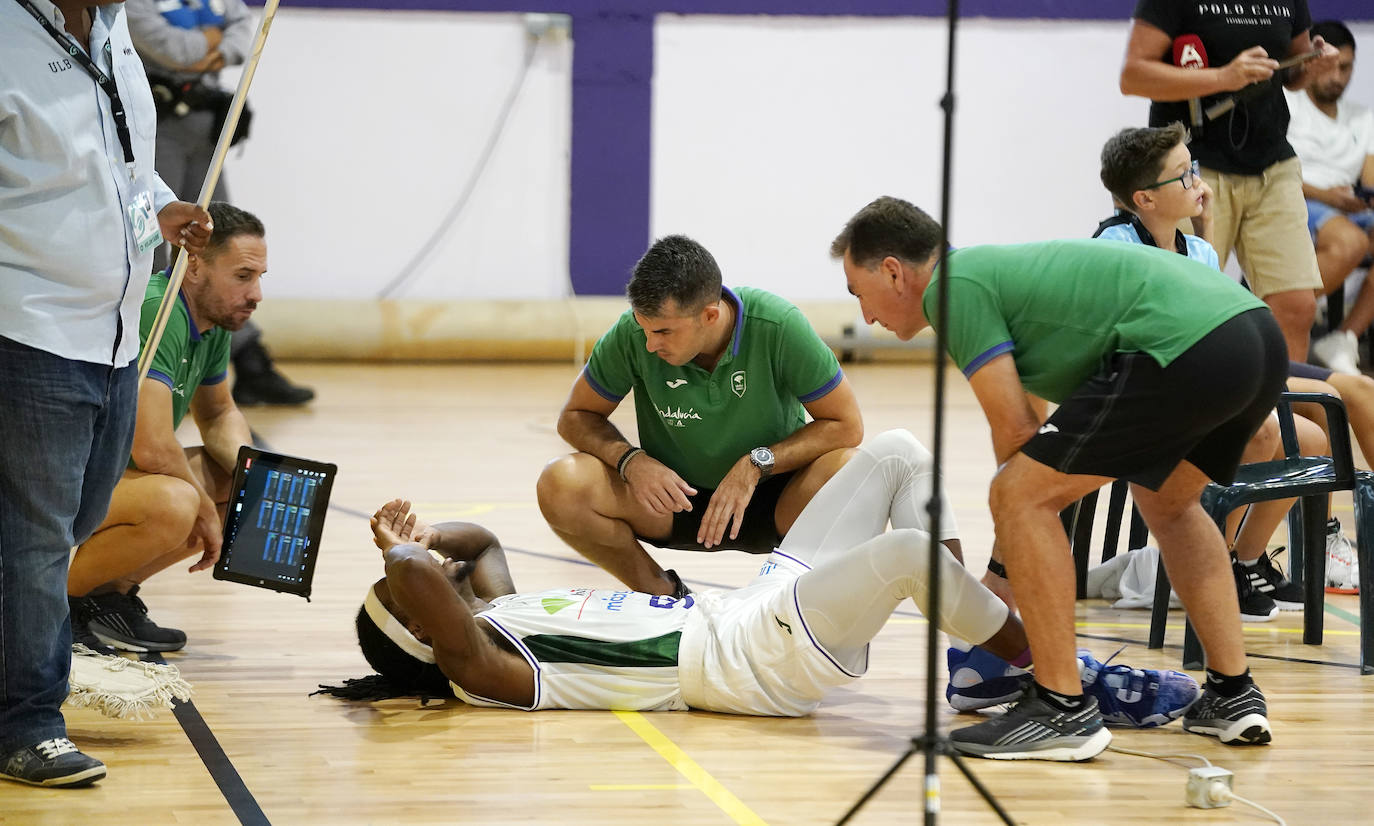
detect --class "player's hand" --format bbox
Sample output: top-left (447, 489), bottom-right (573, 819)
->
top-left (697, 455), bottom-right (762, 549)
top-left (371, 498), bottom-right (430, 551)
top-left (622, 453), bottom-right (696, 516)
top-left (980, 567), bottom-right (1018, 614)
top-left (1219, 46), bottom-right (1278, 90)
top-left (158, 201), bottom-right (213, 255)
top-left (187, 493), bottom-right (224, 572)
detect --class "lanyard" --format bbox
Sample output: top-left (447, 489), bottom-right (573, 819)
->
top-left (14, 0), bottom-right (136, 179)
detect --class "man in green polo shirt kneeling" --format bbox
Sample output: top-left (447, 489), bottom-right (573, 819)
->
top-left (67, 203), bottom-right (267, 654)
top-left (538, 235), bottom-right (864, 596)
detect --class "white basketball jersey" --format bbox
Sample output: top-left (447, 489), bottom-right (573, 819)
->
top-left (449, 588), bottom-right (694, 711)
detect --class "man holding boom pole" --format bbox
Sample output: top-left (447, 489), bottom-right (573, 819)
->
top-left (1, 0), bottom-right (212, 789)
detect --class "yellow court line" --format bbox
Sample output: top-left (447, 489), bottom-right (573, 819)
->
top-left (613, 710), bottom-right (769, 826)
top-left (590, 784), bottom-right (696, 791)
top-left (410, 501), bottom-right (534, 518)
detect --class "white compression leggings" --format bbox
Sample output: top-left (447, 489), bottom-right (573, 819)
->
top-left (782, 430), bottom-right (1009, 671)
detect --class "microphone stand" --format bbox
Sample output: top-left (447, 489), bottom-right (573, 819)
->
top-left (837, 4), bottom-right (1012, 823)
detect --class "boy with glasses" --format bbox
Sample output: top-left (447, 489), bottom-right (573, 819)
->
top-left (1098, 123), bottom-right (1364, 598)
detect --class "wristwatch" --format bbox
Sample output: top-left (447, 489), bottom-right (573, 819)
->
top-left (749, 446), bottom-right (775, 479)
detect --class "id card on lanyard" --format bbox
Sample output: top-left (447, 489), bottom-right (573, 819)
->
top-left (13, 0), bottom-right (163, 249)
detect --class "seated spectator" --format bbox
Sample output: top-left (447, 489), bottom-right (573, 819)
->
top-left (1286, 20), bottom-right (1374, 376)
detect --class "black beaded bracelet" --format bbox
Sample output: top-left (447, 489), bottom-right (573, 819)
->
top-left (616, 446), bottom-right (644, 481)
top-left (986, 558), bottom-right (1007, 578)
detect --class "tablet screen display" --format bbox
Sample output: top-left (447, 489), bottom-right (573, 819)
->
top-left (215, 446), bottom-right (337, 599)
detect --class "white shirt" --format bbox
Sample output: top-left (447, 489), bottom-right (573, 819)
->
top-left (0, 0), bottom-right (176, 365)
top-left (1286, 88), bottom-right (1374, 190)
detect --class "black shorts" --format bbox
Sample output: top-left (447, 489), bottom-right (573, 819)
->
top-left (638, 471), bottom-right (794, 553)
top-left (1022, 308), bottom-right (1287, 491)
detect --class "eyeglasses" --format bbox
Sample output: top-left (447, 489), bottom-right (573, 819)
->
top-left (1143, 160), bottom-right (1200, 191)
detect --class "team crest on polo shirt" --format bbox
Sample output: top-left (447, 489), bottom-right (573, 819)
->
top-left (731, 370), bottom-right (746, 398)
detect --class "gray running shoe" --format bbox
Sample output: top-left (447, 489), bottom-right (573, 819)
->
top-left (86, 585), bottom-right (186, 652)
top-left (1182, 683), bottom-right (1272, 745)
top-left (949, 684), bottom-right (1111, 761)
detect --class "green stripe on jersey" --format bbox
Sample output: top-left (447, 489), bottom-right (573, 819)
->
top-left (522, 631), bottom-right (681, 668)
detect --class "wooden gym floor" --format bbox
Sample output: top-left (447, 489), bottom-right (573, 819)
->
top-left (3, 361), bottom-right (1371, 825)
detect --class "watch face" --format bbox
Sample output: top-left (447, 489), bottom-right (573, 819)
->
top-left (751, 447), bottom-right (774, 468)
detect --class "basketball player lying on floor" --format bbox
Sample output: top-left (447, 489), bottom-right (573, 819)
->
top-left (320, 431), bottom-right (1196, 747)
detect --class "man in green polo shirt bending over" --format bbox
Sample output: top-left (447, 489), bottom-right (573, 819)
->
top-left (538, 235), bottom-right (864, 596)
top-left (832, 196), bottom-right (1286, 761)
top-left (67, 203), bottom-right (266, 654)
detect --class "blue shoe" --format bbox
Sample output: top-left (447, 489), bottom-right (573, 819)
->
top-left (1078, 648), bottom-right (1200, 728)
top-left (946, 646), bottom-right (1031, 711)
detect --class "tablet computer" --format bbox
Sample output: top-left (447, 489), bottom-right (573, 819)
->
top-left (214, 445), bottom-right (337, 600)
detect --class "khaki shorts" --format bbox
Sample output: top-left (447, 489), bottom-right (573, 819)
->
top-left (1200, 156), bottom-right (1322, 298)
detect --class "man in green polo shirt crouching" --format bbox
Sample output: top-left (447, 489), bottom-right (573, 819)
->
top-left (67, 203), bottom-right (267, 654)
top-left (832, 196), bottom-right (1286, 761)
top-left (538, 235), bottom-right (864, 596)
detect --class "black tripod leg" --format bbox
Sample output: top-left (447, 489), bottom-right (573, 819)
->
top-left (834, 747), bottom-right (917, 825)
top-left (946, 750), bottom-right (1017, 826)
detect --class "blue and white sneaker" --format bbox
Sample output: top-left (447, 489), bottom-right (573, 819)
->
top-left (1078, 647), bottom-right (1200, 728)
top-left (946, 646), bottom-right (1031, 711)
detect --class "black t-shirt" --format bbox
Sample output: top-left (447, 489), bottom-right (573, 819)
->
top-left (1133, 0), bottom-right (1311, 175)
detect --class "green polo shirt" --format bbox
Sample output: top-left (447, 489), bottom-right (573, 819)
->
top-left (141, 272), bottom-right (232, 429)
top-left (585, 286), bottom-right (843, 489)
top-left (923, 240), bottom-right (1265, 403)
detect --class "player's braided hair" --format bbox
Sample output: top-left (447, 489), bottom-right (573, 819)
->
top-left (312, 606), bottom-right (455, 702)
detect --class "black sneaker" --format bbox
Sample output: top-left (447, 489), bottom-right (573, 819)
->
top-left (67, 596), bottom-right (117, 656)
top-left (0, 738), bottom-right (106, 787)
top-left (86, 585), bottom-right (186, 652)
top-left (948, 683), bottom-right (1112, 761)
top-left (1182, 683), bottom-right (1272, 745)
top-left (231, 340), bottom-right (315, 406)
top-left (232, 368), bottom-right (315, 406)
top-left (1239, 548), bottom-right (1304, 610)
top-left (1232, 556), bottom-right (1278, 622)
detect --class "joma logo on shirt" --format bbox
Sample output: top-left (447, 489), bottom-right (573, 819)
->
top-left (655, 404), bottom-right (702, 428)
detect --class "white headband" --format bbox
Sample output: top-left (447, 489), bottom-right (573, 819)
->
top-left (363, 585), bottom-right (435, 664)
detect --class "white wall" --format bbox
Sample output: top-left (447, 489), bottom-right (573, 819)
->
top-left (226, 9), bottom-right (572, 301)
top-left (225, 10), bottom-right (1374, 302)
